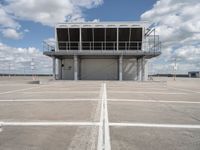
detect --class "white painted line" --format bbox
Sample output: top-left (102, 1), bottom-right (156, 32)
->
top-left (21, 91), bottom-right (99, 94)
top-left (108, 91), bottom-right (186, 95)
top-left (108, 99), bottom-right (200, 104)
top-left (0, 86), bottom-right (43, 95)
top-left (107, 88), bottom-right (167, 91)
top-left (97, 83), bottom-right (111, 150)
top-left (110, 123), bottom-right (200, 129)
top-left (0, 122), bottom-right (100, 126)
top-left (170, 87), bottom-right (200, 94)
top-left (97, 83), bottom-right (104, 150)
top-left (103, 83), bottom-right (111, 150)
top-left (0, 98), bottom-right (100, 102)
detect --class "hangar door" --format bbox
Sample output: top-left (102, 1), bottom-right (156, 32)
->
top-left (80, 59), bottom-right (118, 80)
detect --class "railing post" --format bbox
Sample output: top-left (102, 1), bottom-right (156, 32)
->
top-left (79, 28), bottom-right (82, 51)
top-left (117, 28), bottom-right (119, 51)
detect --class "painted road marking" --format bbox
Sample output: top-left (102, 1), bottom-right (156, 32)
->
top-left (110, 123), bottom-right (200, 129)
top-left (0, 98), bottom-right (100, 102)
top-left (0, 86), bottom-right (44, 95)
top-left (108, 91), bottom-right (186, 95)
top-left (108, 99), bottom-right (200, 104)
top-left (0, 122), bottom-right (100, 126)
top-left (20, 91), bottom-right (99, 94)
top-left (97, 83), bottom-right (111, 150)
top-left (170, 87), bottom-right (200, 94)
top-left (97, 84), bottom-right (104, 150)
top-left (104, 83), bottom-right (111, 150)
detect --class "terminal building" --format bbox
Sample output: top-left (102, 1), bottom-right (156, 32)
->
top-left (43, 22), bottom-right (161, 81)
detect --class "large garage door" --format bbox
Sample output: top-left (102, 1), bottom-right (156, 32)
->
top-left (80, 59), bottom-right (118, 80)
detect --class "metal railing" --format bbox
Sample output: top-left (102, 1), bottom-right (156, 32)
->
top-left (57, 41), bottom-right (143, 51)
top-left (43, 40), bottom-right (161, 53)
top-left (43, 38), bottom-right (161, 54)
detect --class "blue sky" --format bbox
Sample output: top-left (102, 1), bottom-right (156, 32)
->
top-left (0, 0), bottom-right (199, 74)
top-left (84, 0), bottom-right (157, 21)
top-left (1, 0), bottom-right (157, 50)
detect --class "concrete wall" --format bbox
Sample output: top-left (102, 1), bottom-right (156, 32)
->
top-left (58, 58), bottom-right (148, 81)
top-left (80, 59), bottom-right (118, 80)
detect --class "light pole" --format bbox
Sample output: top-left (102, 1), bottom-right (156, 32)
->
top-left (31, 59), bottom-right (35, 80)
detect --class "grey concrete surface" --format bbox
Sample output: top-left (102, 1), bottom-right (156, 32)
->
top-left (0, 126), bottom-right (98, 150)
top-left (0, 101), bottom-right (99, 122)
top-left (0, 77), bottom-right (200, 149)
top-left (110, 127), bottom-right (200, 150)
top-left (108, 101), bottom-right (200, 124)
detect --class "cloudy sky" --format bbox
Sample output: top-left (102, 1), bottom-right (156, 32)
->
top-left (0, 0), bottom-right (199, 74)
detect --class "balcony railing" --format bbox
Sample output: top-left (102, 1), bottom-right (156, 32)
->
top-left (58, 41), bottom-right (142, 51)
top-left (43, 40), bottom-right (161, 53)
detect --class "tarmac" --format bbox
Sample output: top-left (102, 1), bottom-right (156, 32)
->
top-left (0, 76), bottom-right (200, 150)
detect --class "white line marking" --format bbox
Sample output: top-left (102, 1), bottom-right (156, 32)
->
top-left (0, 86), bottom-right (42, 95)
top-left (108, 99), bottom-right (200, 104)
top-left (21, 91), bottom-right (99, 94)
top-left (103, 83), bottom-right (111, 150)
top-left (97, 83), bottom-right (111, 150)
top-left (107, 88), bottom-right (167, 91)
top-left (0, 122), bottom-right (100, 126)
top-left (0, 98), bottom-right (100, 102)
top-left (110, 123), bottom-right (200, 129)
top-left (108, 91), bottom-right (186, 95)
top-left (97, 84), bottom-right (104, 150)
top-left (170, 87), bottom-right (200, 94)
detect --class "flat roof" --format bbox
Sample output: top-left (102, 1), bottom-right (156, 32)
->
top-left (56, 21), bottom-right (149, 28)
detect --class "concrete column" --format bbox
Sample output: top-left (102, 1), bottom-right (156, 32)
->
top-left (137, 58), bottom-right (142, 81)
top-left (52, 57), bottom-right (56, 80)
top-left (74, 55), bottom-right (78, 80)
top-left (119, 55), bottom-right (123, 81)
top-left (141, 57), bottom-right (145, 81)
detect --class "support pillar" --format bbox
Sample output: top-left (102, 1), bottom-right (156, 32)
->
top-left (119, 55), bottom-right (123, 81)
top-left (141, 57), bottom-right (145, 81)
top-left (137, 58), bottom-right (141, 81)
top-left (74, 55), bottom-right (78, 80)
top-left (52, 57), bottom-right (56, 80)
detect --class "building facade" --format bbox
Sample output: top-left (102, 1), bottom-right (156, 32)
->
top-left (188, 71), bottom-right (200, 78)
top-left (43, 22), bottom-right (161, 81)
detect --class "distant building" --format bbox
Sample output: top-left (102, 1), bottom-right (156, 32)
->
top-left (188, 71), bottom-right (200, 78)
top-left (43, 21), bottom-right (161, 81)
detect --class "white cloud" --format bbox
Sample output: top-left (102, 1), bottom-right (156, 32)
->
top-left (141, 0), bottom-right (200, 74)
top-left (2, 28), bottom-right (22, 40)
top-left (4, 0), bottom-right (103, 26)
top-left (0, 0), bottom-right (103, 41)
top-left (72, 0), bottom-right (103, 8)
top-left (44, 37), bottom-right (56, 48)
top-left (0, 43), bottom-right (52, 74)
top-left (0, 4), bottom-right (20, 29)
